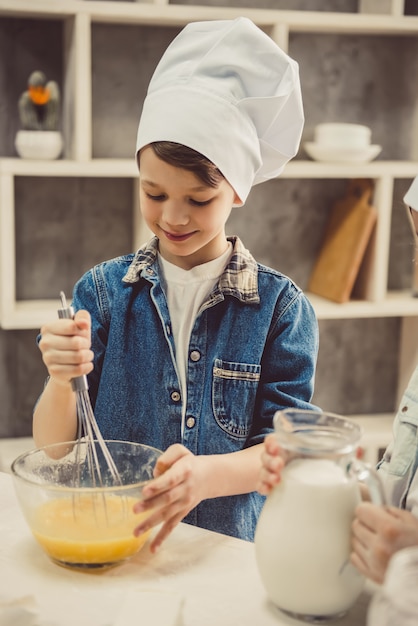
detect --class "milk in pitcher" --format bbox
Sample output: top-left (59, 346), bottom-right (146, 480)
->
top-left (255, 457), bottom-right (364, 618)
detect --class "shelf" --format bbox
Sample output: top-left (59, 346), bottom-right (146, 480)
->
top-left (0, 300), bottom-right (58, 331)
top-left (3, 292), bottom-right (418, 331)
top-left (348, 413), bottom-right (394, 432)
top-left (284, 160), bottom-right (418, 179)
top-left (86, 6), bottom-right (418, 36)
top-left (0, 158), bottom-right (138, 177)
top-left (1, 157), bottom-right (417, 180)
top-left (0, 1), bottom-right (79, 19)
top-left (310, 291), bottom-right (418, 320)
top-left (2, 1), bottom-right (418, 35)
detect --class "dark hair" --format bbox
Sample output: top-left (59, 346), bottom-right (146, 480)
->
top-left (141, 141), bottom-right (224, 188)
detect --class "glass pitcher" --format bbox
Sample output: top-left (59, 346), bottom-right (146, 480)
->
top-left (254, 409), bottom-right (385, 623)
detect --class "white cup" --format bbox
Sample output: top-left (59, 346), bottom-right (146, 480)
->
top-left (314, 123), bottom-right (371, 150)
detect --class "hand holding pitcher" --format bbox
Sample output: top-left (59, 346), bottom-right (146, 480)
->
top-left (255, 409), bottom-right (385, 622)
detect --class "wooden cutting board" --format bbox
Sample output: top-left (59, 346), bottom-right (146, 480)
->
top-left (308, 179), bottom-right (377, 304)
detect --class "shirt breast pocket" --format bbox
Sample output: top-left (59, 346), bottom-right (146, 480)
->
top-left (212, 358), bottom-right (261, 439)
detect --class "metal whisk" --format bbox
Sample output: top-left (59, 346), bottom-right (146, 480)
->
top-left (57, 292), bottom-right (122, 490)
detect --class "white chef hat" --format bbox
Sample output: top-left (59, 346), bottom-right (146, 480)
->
top-left (136, 17), bottom-right (304, 203)
top-left (404, 176), bottom-right (418, 212)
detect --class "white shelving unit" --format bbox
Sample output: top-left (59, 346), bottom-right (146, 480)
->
top-left (1, 0), bottom-right (417, 452)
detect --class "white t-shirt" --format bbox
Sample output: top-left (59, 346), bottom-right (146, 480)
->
top-left (158, 243), bottom-right (233, 436)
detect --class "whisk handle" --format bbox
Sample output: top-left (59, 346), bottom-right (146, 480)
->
top-left (57, 290), bottom-right (74, 320)
top-left (70, 375), bottom-right (89, 392)
top-left (57, 291), bottom-right (89, 392)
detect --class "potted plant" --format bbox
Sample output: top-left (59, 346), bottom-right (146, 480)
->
top-left (15, 70), bottom-right (63, 160)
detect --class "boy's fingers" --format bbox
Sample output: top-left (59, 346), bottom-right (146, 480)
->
top-left (74, 309), bottom-right (91, 331)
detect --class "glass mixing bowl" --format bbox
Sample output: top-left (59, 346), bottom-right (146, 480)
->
top-left (11, 440), bottom-right (162, 571)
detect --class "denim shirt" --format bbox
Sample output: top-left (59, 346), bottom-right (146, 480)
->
top-left (377, 365), bottom-right (418, 516)
top-left (71, 236), bottom-right (319, 540)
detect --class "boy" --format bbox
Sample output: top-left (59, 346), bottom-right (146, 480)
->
top-left (34, 18), bottom-right (318, 551)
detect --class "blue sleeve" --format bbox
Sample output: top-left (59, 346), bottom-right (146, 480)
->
top-left (247, 289), bottom-right (320, 447)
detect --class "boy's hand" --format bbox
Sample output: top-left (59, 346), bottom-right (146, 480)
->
top-left (38, 310), bottom-right (94, 385)
top-left (256, 432), bottom-right (287, 495)
top-left (133, 444), bottom-right (208, 553)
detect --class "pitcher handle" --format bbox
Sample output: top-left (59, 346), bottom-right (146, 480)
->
top-left (348, 459), bottom-right (386, 506)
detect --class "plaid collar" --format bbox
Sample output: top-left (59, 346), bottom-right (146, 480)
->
top-left (123, 236), bottom-right (259, 304)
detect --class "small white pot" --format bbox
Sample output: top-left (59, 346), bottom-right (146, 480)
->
top-left (15, 130), bottom-right (63, 160)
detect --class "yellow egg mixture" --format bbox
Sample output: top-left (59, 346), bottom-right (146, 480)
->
top-left (32, 494), bottom-right (151, 566)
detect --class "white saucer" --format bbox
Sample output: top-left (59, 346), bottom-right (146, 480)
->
top-left (304, 142), bottom-right (382, 163)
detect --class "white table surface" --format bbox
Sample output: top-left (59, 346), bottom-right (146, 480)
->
top-left (0, 437), bottom-right (34, 473)
top-left (0, 472), bottom-right (376, 626)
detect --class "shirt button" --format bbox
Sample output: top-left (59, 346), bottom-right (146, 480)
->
top-left (186, 416), bottom-right (196, 429)
top-left (190, 350), bottom-right (201, 362)
top-left (171, 391), bottom-right (181, 402)
top-left (166, 324), bottom-right (171, 336)
top-left (146, 268), bottom-right (154, 276)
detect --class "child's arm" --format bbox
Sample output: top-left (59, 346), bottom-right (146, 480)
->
top-left (132, 441), bottom-right (279, 552)
top-left (32, 310), bottom-right (93, 447)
